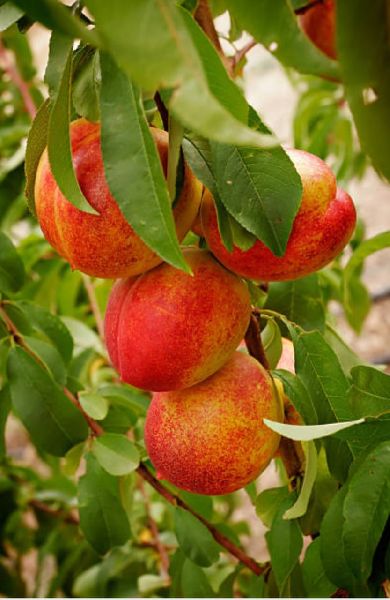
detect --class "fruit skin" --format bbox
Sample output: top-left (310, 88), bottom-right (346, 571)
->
top-left (201, 149), bottom-right (356, 282)
top-left (299, 0), bottom-right (336, 60)
top-left (145, 351), bottom-right (283, 495)
top-left (104, 247), bottom-right (251, 392)
top-left (35, 119), bottom-right (202, 279)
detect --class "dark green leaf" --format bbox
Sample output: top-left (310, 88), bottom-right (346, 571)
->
top-left (337, 1), bottom-right (390, 181)
top-left (92, 433), bottom-right (140, 476)
top-left (181, 559), bottom-right (214, 598)
top-left (99, 52), bottom-right (188, 273)
top-left (0, 2), bottom-right (23, 31)
top-left (48, 44), bottom-right (96, 214)
top-left (0, 232), bottom-right (25, 293)
top-left (7, 347), bottom-right (88, 456)
top-left (266, 496), bottom-right (303, 593)
top-left (323, 324), bottom-right (362, 375)
top-left (0, 385), bottom-right (11, 457)
top-left (211, 110), bottom-right (302, 256)
top-left (266, 274), bottom-right (325, 332)
top-left (273, 369), bottom-right (317, 425)
top-left (44, 31), bottom-right (70, 97)
top-left (225, 0), bottom-right (339, 79)
top-left (175, 508), bottom-right (220, 567)
top-left (336, 415), bottom-right (390, 458)
top-left (302, 538), bottom-right (337, 598)
top-left (24, 99), bottom-right (51, 214)
top-left (84, 0), bottom-right (275, 148)
top-left (320, 486), bottom-right (359, 591)
top-left (78, 453), bottom-right (131, 555)
top-left (343, 441), bottom-right (390, 582)
top-left (72, 47), bottom-right (100, 122)
top-left (291, 327), bottom-right (353, 423)
top-left (11, 0), bottom-right (99, 46)
top-left (179, 491), bottom-right (213, 520)
top-left (17, 301), bottom-right (73, 364)
top-left (349, 365), bottom-right (390, 419)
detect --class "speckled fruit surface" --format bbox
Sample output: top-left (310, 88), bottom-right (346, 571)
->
top-left (299, 0), bottom-right (336, 60)
top-left (201, 148), bottom-right (356, 282)
top-left (35, 119), bottom-right (202, 279)
top-left (104, 247), bottom-right (251, 392)
top-left (144, 351), bottom-right (283, 495)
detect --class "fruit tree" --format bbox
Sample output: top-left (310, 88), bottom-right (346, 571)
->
top-left (0, 0), bottom-right (389, 597)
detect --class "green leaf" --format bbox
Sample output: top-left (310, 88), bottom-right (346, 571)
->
top-left (342, 441), bottom-right (390, 582)
top-left (17, 301), bottom-right (73, 364)
top-left (335, 415), bottom-right (390, 458)
top-left (337, 1), bottom-right (390, 181)
top-left (175, 508), bottom-right (220, 567)
top-left (11, 0), bottom-right (99, 46)
top-left (99, 52), bottom-right (188, 273)
top-left (84, 0), bottom-right (276, 148)
top-left (255, 486), bottom-right (290, 528)
top-left (302, 538), bottom-right (337, 598)
top-left (7, 347), bottom-right (88, 456)
top-left (138, 574), bottom-right (169, 595)
top-left (79, 392), bottom-right (108, 421)
top-left (92, 433), bottom-right (140, 476)
top-left (343, 232), bottom-right (390, 329)
top-left (211, 110), bottom-right (302, 256)
top-left (291, 327), bottom-right (354, 423)
top-left (264, 418), bottom-right (364, 441)
top-left (349, 365), bottom-right (390, 419)
top-left (0, 2), bottom-right (23, 31)
top-left (320, 486), bottom-right (359, 591)
top-left (72, 46), bottom-right (100, 122)
top-left (45, 31), bottom-right (71, 97)
top-left (0, 385), bottom-right (11, 458)
top-left (0, 232), bottom-right (25, 293)
top-left (266, 274), bottom-right (325, 332)
top-left (22, 336), bottom-right (67, 386)
top-left (48, 44), bottom-right (97, 214)
top-left (24, 99), bottom-right (51, 215)
top-left (284, 441), bottom-right (317, 519)
top-left (266, 496), bottom-right (303, 593)
top-left (181, 559), bottom-right (214, 598)
top-left (225, 0), bottom-right (339, 79)
top-left (63, 442), bottom-right (85, 477)
top-left (179, 491), bottom-right (213, 520)
top-left (99, 384), bottom-right (149, 417)
top-left (273, 370), bottom-right (317, 425)
top-left (78, 453), bottom-right (131, 554)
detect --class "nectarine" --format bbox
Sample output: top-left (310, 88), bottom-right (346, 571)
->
top-left (299, 0), bottom-right (336, 60)
top-left (104, 248), bottom-right (251, 391)
top-left (35, 119), bottom-right (202, 279)
top-left (145, 351), bottom-right (283, 495)
top-left (201, 149), bottom-right (356, 281)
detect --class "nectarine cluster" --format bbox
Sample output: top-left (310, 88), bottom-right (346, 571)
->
top-left (34, 117), bottom-right (356, 495)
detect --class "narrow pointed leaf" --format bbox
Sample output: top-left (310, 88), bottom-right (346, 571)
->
top-left (264, 418), bottom-right (364, 441)
top-left (99, 52), bottom-right (188, 272)
top-left (24, 99), bottom-right (51, 215)
top-left (48, 44), bottom-right (97, 214)
top-left (283, 441), bottom-right (317, 519)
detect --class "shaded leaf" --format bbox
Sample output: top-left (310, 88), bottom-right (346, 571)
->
top-left (175, 508), bottom-right (220, 567)
top-left (337, 1), bottom-right (390, 181)
top-left (181, 559), bottom-right (214, 598)
top-left (0, 385), bottom-right (11, 457)
top-left (24, 99), bottom-right (51, 214)
top-left (256, 486), bottom-right (290, 528)
top-left (266, 274), bottom-right (325, 332)
top-left (302, 538), bottom-right (337, 598)
top-left (273, 369), bottom-right (317, 425)
top-left (349, 365), bottom-right (390, 419)
top-left (7, 347), bottom-right (88, 456)
top-left (0, 2), bottom-right (23, 31)
top-left (78, 453), bottom-right (131, 554)
top-left (22, 335), bottom-right (67, 386)
top-left (0, 232), bottom-right (25, 293)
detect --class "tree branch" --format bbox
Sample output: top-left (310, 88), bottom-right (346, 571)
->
top-left (232, 38), bottom-right (257, 70)
top-left (81, 274), bottom-right (105, 341)
top-left (194, 0), bottom-right (233, 76)
top-left (0, 37), bottom-right (36, 119)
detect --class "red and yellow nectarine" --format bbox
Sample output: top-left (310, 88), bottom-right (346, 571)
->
top-left (104, 248), bottom-right (251, 392)
top-left (201, 149), bottom-right (356, 282)
top-left (299, 0), bottom-right (336, 60)
top-left (145, 351), bottom-right (283, 495)
top-left (35, 119), bottom-right (202, 279)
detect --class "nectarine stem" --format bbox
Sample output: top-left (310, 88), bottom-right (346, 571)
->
top-left (245, 313), bottom-right (270, 370)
